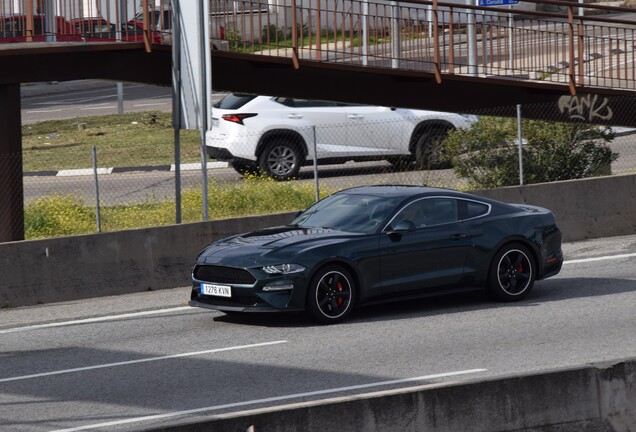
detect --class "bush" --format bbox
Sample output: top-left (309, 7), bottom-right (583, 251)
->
top-left (443, 117), bottom-right (618, 189)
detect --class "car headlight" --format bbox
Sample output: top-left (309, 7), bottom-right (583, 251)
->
top-left (262, 264), bottom-right (305, 275)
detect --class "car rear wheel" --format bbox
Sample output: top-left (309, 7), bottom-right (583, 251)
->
top-left (258, 141), bottom-right (303, 181)
top-left (307, 266), bottom-right (355, 324)
top-left (414, 126), bottom-right (452, 169)
top-left (487, 243), bottom-right (535, 301)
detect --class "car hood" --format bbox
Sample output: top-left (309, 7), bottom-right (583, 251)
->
top-left (197, 225), bottom-right (361, 267)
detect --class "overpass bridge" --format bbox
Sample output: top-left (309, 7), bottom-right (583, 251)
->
top-left (2, 0), bottom-right (636, 241)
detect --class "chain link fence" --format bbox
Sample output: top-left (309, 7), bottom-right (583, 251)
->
top-left (7, 96), bottom-right (636, 241)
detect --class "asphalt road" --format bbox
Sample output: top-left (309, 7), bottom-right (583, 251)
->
top-left (1, 234), bottom-right (636, 432)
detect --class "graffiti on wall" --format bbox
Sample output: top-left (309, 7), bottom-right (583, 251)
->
top-left (558, 95), bottom-right (613, 122)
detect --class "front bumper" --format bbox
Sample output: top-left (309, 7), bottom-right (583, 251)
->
top-left (189, 298), bottom-right (301, 313)
top-left (190, 279), bottom-right (305, 313)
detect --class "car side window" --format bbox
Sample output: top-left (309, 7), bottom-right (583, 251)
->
top-left (392, 197), bottom-right (459, 228)
top-left (462, 200), bottom-right (490, 220)
top-left (275, 98), bottom-right (342, 108)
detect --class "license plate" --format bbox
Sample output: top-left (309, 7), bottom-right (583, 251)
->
top-left (201, 283), bottom-right (232, 298)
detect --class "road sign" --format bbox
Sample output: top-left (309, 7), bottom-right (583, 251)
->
top-left (478, 0), bottom-right (519, 5)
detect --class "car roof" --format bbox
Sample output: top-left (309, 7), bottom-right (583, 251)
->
top-left (338, 185), bottom-right (465, 198)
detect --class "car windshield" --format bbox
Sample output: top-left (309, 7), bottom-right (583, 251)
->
top-left (291, 193), bottom-right (401, 233)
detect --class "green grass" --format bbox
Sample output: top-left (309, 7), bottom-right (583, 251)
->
top-left (24, 176), bottom-right (332, 239)
top-left (22, 112), bottom-right (200, 172)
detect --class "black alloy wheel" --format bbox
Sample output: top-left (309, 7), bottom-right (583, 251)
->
top-left (488, 243), bottom-right (535, 301)
top-left (307, 266), bottom-right (355, 324)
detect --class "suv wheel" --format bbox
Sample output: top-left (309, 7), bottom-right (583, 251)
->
top-left (258, 141), bottom-right (304, 181)
top-left (414, 126), bottom-right (452, 169)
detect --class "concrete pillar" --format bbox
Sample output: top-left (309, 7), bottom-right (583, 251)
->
top-left (0, 84), bottom-right (24, 242)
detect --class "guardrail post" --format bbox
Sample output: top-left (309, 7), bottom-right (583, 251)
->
top-left (433, 0), bottom-right (442, 83)
top-left (142, 0), bottom-right (152, 52)
top-left (26, 0), bottom-right (34, 42)
top-left (291, 0), bottom-right (300, 68)
top-left (577, 20), bottom-right (585, 88)
top-left (567, 6), bottom-right (577, 95)
top-left (315, 0), bottom-right (322, 61)
top-left (391, 1), bottom-right (401, 68)
top-left (448, 7), bottom-right (455, 74)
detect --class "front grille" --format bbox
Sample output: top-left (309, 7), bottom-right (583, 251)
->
top-left (193, 265), bottom-right (256, 285)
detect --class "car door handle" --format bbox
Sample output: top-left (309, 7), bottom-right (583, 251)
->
top-left (287, 114), bottom-right (303, 119)
top-left (449, 233), bottom-right (469, 240)
top-left (347, 114), bottom-right (364, 120)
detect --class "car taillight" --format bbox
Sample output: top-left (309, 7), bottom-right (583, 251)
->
top-left (222, 113), bottom-right (257, 125)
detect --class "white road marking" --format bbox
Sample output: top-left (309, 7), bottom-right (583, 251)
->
top-left (80, 105), bottom-right (117, 111)
top-left (0, 306), bottom-right (193, 334)
top-left (0, 341), bottom-right (287, 384)
top-left (134, 102), bottom-right (168, 107)
top-left (563, 252), bottom-right (636, 265)
top-left (48, 369), bottom-right (488, 432)
top-left (25, 109), bottom-right (63, 113)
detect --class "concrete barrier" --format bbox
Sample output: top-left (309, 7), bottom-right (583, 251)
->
top-left (472, 173), bottom-right (636, 242)
top-left (0, 212), bottom-right (296, 308)
top-left (2, 173), bottom-right (636, 308)
top-left (142, 359), bottom-right (636, 432)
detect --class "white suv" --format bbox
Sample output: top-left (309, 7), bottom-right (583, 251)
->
top-left (206, 94), bottom-right (478, 180)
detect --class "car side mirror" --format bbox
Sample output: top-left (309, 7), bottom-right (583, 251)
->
top-left (386, 220), bottom-right (416, 235)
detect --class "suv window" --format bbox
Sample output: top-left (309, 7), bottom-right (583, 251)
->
top-left (274, 97), bottom-right (363, 108)
top-left (214, 94), bottom-right (257, 109)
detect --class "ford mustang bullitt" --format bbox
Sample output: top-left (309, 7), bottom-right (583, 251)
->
top-left (190, 185), bottom-right (563, 324)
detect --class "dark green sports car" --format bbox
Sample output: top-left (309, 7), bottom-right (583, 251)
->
top-left (190, 185), bottom-right (563, 324)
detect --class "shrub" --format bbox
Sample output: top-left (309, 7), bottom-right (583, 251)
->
top-left (443, 117), bottom-right (618, 189)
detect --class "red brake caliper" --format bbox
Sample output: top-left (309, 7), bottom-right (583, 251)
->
top-left (336, 281), bottom-right (344, 307)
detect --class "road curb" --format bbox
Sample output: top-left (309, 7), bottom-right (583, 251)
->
top-left (24, 161), bottom-right (229, 177)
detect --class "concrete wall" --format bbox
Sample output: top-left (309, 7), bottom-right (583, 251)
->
top-left (144, 359), bottom-right (636, 432)
top-left (2, 173), bottom-right (636, 308)
top-left (0, 212), bottom-right (296, 308)
top-left (472, 173), bottom-right (636, 241)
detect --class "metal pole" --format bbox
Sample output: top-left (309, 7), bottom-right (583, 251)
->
top-left (92, 146), bottom-right (102, 233)
top-left (172, 0), bottom-right (182, 224)
top-left (517, 104), bottom-right (523, 186)
top-left (199, 0), bottom-right (209, 221)
top-left (362, 0), bottom-right (368, 66)
top-left (117, 0), bottom-right (126, 114)
top-left (312, 126), bottom-right (319, 202)
top-left (467, 0), bottom-right (477, 76)
top-left (508, 6), bottom-right (513, 67)
top-left (117, 83), bottom-right (124, 114)
top-left (391, 1), bottom-right (400, 69)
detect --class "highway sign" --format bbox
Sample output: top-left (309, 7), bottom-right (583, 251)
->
top-left (478, 0), bottom-right (519, 5)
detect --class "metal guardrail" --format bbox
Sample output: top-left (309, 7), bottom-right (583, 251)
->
top-left (1, 0), bottom-right (636, 91)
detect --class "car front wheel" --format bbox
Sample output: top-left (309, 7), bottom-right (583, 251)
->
top-left (258, 141), bottom-right (303, 181)
top-left (414, 126), bottom-right (452, 169)
top-left (306, 266), bottom-right (355, 324)
top-left (487, 243), bottom-right (536, 301)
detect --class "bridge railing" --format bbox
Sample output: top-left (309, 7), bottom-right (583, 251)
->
top-left (1, 0), bottom-right (635, 91)
top-left (215, 0), bottom-right (636, 92)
